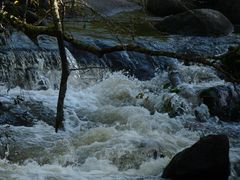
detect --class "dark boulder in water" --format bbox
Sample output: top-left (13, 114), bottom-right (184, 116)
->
top-left (200, 85), bottom-right (240, 122)
top-left (154, 9), bottom-right (233, 37)
top-left (162, 134), bottom-right (230, 180)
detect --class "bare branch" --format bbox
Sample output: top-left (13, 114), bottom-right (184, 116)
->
top-left (1, 10), bottom-right (238, 83)
top-left (69, 66), bottom-right (107, 71)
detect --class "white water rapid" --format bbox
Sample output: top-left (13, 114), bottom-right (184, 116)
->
top-left (0, 63), bottom-right (239, 179)
top-left (0, 32), bottom-right (240, 179)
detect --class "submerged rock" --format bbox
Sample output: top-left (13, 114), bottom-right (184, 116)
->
top-left (155, 9), bottom-right (233, 36)
top-left (200, 85), bottom-right (240, 122)
top-left (162, 134), bottom-right (230, 180)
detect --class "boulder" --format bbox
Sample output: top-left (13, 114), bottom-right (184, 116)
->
top-left (200, 85), bottom-right (240, 122)
top-left (154, 9), bottom-right (234, 36)
top-left (0, 96), bottom-right (34, 127)
top-left (196, 0), bottom-right (240, 25)
top-left (0, 96), bottom-right (55, 127)
top-left (145, 0), bottom-right (186, 17)
top-left (144, 0), bottom-right (240, 25)
top-left (162, 134), bottom-right (230, 180)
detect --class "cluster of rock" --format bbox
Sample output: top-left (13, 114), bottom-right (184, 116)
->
top-left (144, 0), bottom-right (239, 36)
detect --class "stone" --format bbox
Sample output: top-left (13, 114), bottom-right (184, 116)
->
top-left (194, 104), bottom-right (210, 122)
top-left (162, 134), bottom-right (230, 180)
top-left (154, 9), bottom-right (234, 36)
top-left (200, 85), bottom-right (240, 122)
top-left (0, 96), bottom-right (55, 127)
top-left (196, 0), bottom-right (240, 25)
top-left (144, 0), bottom-right (240, 25)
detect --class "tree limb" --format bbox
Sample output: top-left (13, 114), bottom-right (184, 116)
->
top-left (0, 10), bottom-right (238, 83)
top-left (0, 10), bottom-right (54, 36)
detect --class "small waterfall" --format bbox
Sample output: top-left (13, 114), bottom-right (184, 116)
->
top-left (0, 33), bottom-right (83, 90)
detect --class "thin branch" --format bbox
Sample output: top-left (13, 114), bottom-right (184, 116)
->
top-left (0, 10), bottom-right (54, 36)
top-left (69, 66), bottom-right (107, 71)
top-left (0, 10), bottom-right (238, 83)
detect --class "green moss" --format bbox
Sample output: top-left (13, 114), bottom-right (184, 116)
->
top-left (170, 87), bottom-right (181, 94)
top-left (162, 82), bottom-right (171, 89)
top-left (163, 98), bottom-right (173, 113)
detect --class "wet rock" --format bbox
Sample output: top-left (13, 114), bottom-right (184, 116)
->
top-left (111, 140), bottom-right (164, 171)
top-left (104, 51), bottom-right (157, 80)
top-left (162, 134), bottom-right (230, 180)
top-left (168, 70), bottom-right (182, 87)
top-left (0, 96), bottom-right (55, 127)
top-left (0, 99), bottom-right (35, 127)
top-left (145, 0), bottom-right (186, 17)
top-left (145, 0), bottom-right (240, 25)
top-left (37, 79), bottom-right (50, 90)
top-left (25, 101), bottom-right (55, 127)
top-left (37, 35), bottom-right (58, 50)
top-left (211, 0), bottom-right (240, 25)
top-left (155, 9), bottom-right (233, 37)
top-left (161, 94), bottom-right (190, 117)
top-left (194, 104), bottom-right (210, 122)
top-left (200, 85), bottom-right (240, 122)
top-left (196, 0), bottom-right (240, 25)
top-left (8, 32), bottom-right (38, 50)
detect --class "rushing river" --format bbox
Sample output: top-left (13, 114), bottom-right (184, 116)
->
top-left (0, 31), bottom-right (240, 179)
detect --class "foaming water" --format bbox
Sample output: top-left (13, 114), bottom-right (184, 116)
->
top-left (1, 66), bottom-right (239, 179)
top-left (0, 70), bottom-right (198, 179)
